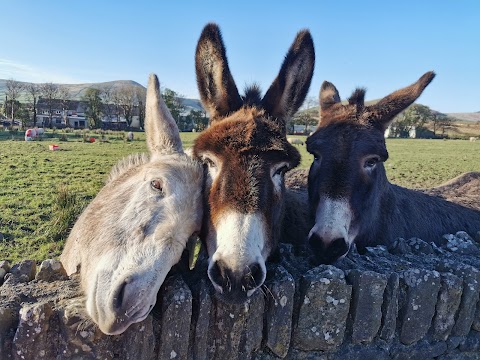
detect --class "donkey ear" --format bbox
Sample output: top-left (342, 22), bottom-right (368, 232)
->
top-left (364, 71), bottom-right (436, 131)
top-left (145, 74), bottom-right (183, 157)
top-left (195, 23), bottom-right (243, 123)
top-left (319, 81), bottom-right (341, 111)
top-left (262, 30), bottom-right (315, 132)
top-left (317, 81), bottom-right (341, 126)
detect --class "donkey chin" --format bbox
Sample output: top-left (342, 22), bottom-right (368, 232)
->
top-left (206, 211), bottom-right (268, 304)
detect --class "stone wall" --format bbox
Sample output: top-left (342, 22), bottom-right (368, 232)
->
top-left (1, 231), bottom-right (480, 360)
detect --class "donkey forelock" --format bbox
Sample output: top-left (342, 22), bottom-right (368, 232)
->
top-left (194, 23), bottom-right (314, 303)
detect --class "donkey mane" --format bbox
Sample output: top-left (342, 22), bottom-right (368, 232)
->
top-left (107, 153), bottom-right (150, 183)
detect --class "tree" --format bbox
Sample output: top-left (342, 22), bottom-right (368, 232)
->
top-left (135, 87), bottom-right (147, 129)
top-left (100, 85), bottom-right (115, 122)
top-left (5, 79), bottom-right (24, 128)
top-left (4, 99), bottom-right (21, 127)
top-left (190, 109), bottom-right (208, 131)
top-left (83, 88), bottom-right (103, 128)
top-left (437, 115), bottom-right (454, 137)
top-left (162, 88), bottom-right (185, 126)
top-left (26, 83), bottom-right (40, 127)
top-left (58, 87), bottom-right (70, 126)
top-left (113, 85), bottom-right (137, 127)
top-left (40, 83), bottom-right (59, 128)
top-left (291, 96), bottom-right (318, 134)
top-left (390, 104), bottom-right (433, 138)
top-left (16, 103), bottom-right (30, 130)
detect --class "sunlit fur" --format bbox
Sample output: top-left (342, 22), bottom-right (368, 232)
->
top-left (61, 74), bottom-right (203, 335)
top-left (194, 23), bottom-right (314, 303)
top-left (307, 72), bottom-right (480, 264)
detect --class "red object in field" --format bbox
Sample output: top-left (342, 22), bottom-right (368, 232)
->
top-left (49, 144), bottom-right (59, 151)
top-left (26, 129), bottom-right (32, 137)
top-left (90, 137), bottom-right (95, 143)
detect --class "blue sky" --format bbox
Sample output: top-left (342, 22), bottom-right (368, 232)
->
top-left (1, 0), bottom-right (478, 113)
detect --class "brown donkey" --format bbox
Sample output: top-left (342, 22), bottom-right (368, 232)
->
top-left (306, 72), bottom-right (480, 264)
top-left (193, 23), bottom-right (314, 303)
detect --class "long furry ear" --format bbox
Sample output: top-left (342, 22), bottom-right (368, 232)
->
top-left (145, 74), bottom-right (183, 157)
top-left (364, 71), bottom-right (436, 131)
top-left (262, 29), bottom-right (315, 134)
top-left (195, 23), bottom-right (243, 123)
top-left (317, 80), bottom-right (341, 126)
top-left (319, 81), bottom-right (341, 110)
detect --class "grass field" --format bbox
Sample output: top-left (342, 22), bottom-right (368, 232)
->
top-left (1, 130), bottom-right (479, 262)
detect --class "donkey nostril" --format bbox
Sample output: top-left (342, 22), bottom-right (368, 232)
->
top-left (243, 263), bottom-right (264, 291)
top-left (329, 238), bottom-right (349, 259)
top-left (209, 260), bottom-right (227, 289)
top-left (115, 281), bottom-right (127, 310)
top-left (308, 232), bottom-right (325, 252)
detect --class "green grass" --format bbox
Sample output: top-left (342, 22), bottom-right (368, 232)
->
top-left (1, 131), bottom-right (479, 263)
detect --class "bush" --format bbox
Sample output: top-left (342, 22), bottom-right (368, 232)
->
top-left (43, 185), bottom-right (86, 243)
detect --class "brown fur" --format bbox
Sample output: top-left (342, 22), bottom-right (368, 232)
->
top-left (193, 23), bottom-right (314, 303)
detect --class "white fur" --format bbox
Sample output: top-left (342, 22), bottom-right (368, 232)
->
top-left (207, 211), bottom-right (267, 295)
top-left (61, 74), bottom-right (203, 335)
top-left (309, 197), bottom-right (357, 248)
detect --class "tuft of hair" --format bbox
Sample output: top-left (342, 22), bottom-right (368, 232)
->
top-left (348, 88), bottom-right (366, 108)
top-left (243, 84), bottom-right (263, 107)
top-left (107, 153), bottom-right (150, 183)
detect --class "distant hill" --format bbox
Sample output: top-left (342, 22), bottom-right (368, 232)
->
top-left (446, 112), bottom-right (480, 123)
top-left (0, 79), bottom-right (205, 115)
top-left (0, 79), bottom-right (145, 101)
top-left (297, 100), bottom-right (479, 125)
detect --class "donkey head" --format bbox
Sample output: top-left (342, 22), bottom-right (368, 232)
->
top-left (193, 23), bottom-right (314, 303)
top-left (61, 74), bottom-right (203, 334)
top-left (306, 72), bottom-right (435, 264)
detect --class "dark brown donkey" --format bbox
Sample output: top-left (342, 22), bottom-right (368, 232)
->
top-left (306, 72), bottom-right (480, 264)
top-left (193, 23), bottom-right (314, 303)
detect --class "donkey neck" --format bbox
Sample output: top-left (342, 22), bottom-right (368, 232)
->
top-left (356, 174), bottom-right (480, 249)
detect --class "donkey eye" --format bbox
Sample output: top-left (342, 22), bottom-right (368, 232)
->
top-left (204, 157), bottom-right (216, 168)
top-left (150, 180), bottom-right (163, 192)
top-left (364, 157), bottom-right (380, 169)
top-left (273, 165), bottom-right (288, 177)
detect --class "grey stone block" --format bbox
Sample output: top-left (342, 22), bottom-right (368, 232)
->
top-left (432, 272), bottom-right (463, 341)
top-left (293, 265), bottom-right (352, 351)
top-left (35, 259), bottom-right (68, 282)
top-left (391, 340), bottom-right (447, 360)
top-left (399, 269), bottom-right (441, 345)
top-left (7, 260), bottom-right (36, 284)
top-left (473, 299), bottom-right (480, 332)
top-left (458, 331), bottom-right (480, 353)
top-left (209, 290), bottom-right (265, 360)
top-left (157, 275), bottom-right (192, 360)
top-left (264, 265), bottom-right (295, 358)
top-left (450, 265), bottom-right (480, 337)
top-left (0, 306), bottom-right (19, 360)
top-left (191, 278), bottom-right (212, 360)
top-left (12, 302), bottom-right (54, 360)
top-left (379, 272), bottom-right (400, 341)
top-left (332, 344), bottom-right (390, 360)
top-left (346, 269), bottom-right (387, 344)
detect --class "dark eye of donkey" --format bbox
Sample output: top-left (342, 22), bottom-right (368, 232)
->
top-left (151, 180), bottom-right (163, 192)
top-left (274, 165), bottom-right (288, 177)
top-left (364, 156), bottom-right (380, 169)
